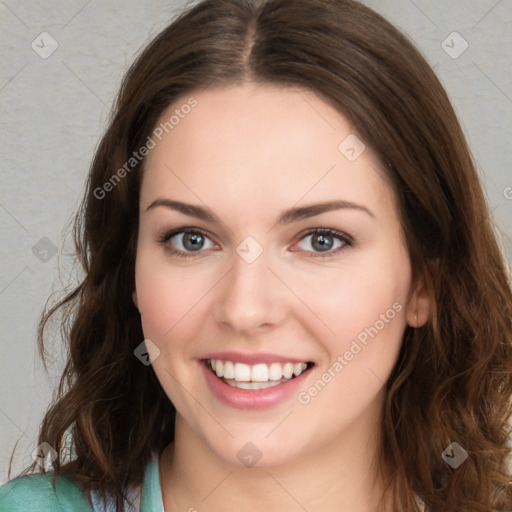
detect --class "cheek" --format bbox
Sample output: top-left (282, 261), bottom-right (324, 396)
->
top-left (295, 267), bottom-right (408, 433)
top-left (325, 251), bottom-right (410, 384)
top-left (290, 250), bottom-right (411, 416)
top-left (282, 251), bottom-right (410, 342)
top-left (134, 250), bottom-right (216, 343)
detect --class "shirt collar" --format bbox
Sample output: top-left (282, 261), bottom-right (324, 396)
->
top-left (140, 452), bottom-right (165, 512)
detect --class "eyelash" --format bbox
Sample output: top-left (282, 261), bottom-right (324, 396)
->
top-left (158, 227), bottom-right (353, 259)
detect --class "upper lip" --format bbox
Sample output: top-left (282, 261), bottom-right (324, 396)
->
top-left (201, 351), bottom-right (313, 365)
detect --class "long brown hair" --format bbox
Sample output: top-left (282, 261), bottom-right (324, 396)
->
top-left (12, 0), bottom-right (512, 510)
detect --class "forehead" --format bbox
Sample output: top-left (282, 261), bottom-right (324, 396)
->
top-left (140, 83), bottom-right (395, 220)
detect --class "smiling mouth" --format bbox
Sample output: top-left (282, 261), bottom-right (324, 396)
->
top-left (203, 358), bottom-right (315, 390)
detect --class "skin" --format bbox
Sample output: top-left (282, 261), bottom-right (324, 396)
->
top-left (133, 83), bottom-right (430, 511)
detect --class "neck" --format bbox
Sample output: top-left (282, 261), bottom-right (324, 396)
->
top-left (159, 396), bottom-right (392, 511)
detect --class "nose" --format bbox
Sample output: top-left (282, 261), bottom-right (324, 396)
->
top-left (212, 247), bottom-right (290, 336)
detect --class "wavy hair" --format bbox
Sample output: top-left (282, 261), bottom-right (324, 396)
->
top-left (11, 0), bottom-right (512, 510)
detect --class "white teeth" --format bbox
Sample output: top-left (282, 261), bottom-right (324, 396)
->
top-left (251, 364), bottom-right (269, 382)
top-left (231, 380), bottom-right (283, 390)
top-left (209, 359), bottom-right (309, 383)
top-left (234, 362), bottom-right (251, 382)
top-left (293, 363), bottom-right (307, 377)
top-left (223, 360), bottom-right (235, 379)
top-left (215, 360), bottom-right (224, 378)
top-left (282, 363), bottom-right (294, 379)
top-left (269, 362), bottom-right (283, 381)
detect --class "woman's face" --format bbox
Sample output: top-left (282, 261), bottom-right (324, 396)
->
top-left (134, 83), bottom-right (427, 467)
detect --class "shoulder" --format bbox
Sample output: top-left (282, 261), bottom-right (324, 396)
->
top-left (0, 472), bottom-right (94, 512)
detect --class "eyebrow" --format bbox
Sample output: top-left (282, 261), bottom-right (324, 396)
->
top-left (145, 198), bottom-right (375, 224)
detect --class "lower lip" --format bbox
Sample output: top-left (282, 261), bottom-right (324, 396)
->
top-left (200, 361), bottom-right (313, 410)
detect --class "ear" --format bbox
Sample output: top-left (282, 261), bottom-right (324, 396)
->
top-left (406, 274), bottom-right (431, 328)
top-left (132, 289), bottom-right (139, 310)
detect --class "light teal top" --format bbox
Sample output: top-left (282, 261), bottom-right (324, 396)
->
top-left (0, 452), bottom-right (164, 512)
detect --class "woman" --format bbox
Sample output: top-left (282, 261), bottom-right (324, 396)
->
top-left (1, 0), bottom-right (511, 510)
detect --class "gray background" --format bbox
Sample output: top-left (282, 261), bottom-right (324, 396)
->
top-left (1, 0), bottom-right (511, 484)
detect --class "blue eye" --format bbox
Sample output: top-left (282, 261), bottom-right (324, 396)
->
top-left (159, 227), bottom-right (352, 259)
top-left (293, 228), bottom-right (352, 258)
top-left (159, 228), bottom-right (216, 258)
